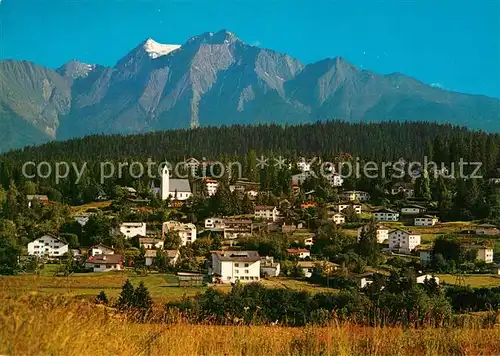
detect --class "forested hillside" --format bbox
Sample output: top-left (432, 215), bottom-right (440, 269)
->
top-left (1, 120), bottom-right (495, 163)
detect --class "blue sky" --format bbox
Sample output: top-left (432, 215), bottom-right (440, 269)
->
top-left (1, 0), bottom-right (499, 97)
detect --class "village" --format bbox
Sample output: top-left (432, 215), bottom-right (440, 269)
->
top-left (16, 156), bottom-right (500, 297)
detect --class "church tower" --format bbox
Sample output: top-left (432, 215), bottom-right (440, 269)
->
top-left (160, 165), bottom-right (170, 200)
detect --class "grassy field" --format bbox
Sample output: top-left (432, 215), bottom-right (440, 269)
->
top-left (437, 274), bottom-right (500, 288)
top-left (0, 269), bottom-right (211, 302)
top-left (2, 292), bottom-right (500, 355)
top-left (261, 277), bottom-right (335, 293)
top-left (0, 268), bottom-right (338, 303)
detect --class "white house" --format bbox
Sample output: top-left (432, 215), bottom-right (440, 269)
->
top-left (476, 247), bottom-right (494, 263)
top-left (296, 261), bottom-right (316, 278)
top-left (254, 206), bottom-right (280, 222)
top-left (401, 205), bottom-right (426, 215)
top-left (203, 178), bottom-right (219, 196)
top-left (391, 182), bottom-right (415, 198)
top-left (210, 250), bottom-right (261, 284)
top-left (204, 217), bottom-right (225, 229)
top-left (28, 234), bottom-right (69, 258)
top-left (85, 254), bottom-right (123, 272)
top-left (160, 165), bottom-right (193, 201)
top-left (340, 190), bottom-right (370, 202)
top-left (260, 256), bottom-right (281, 277)
top-left (336, 202), bottom-right (362, 214)
top-left (139, 238), bottom-right (164, 249)
top-left (119, 222), bottom-right (147, 239)
top-left (388, 229), bottom-right (421, 254)
top-left (373, 208), bottom-right (400, 222)
top-left (163, 221), bottom-right (197, 246)
top-left (286, 248), bottom-right (311, 259)
top-left (74, 214), bottom-right (90, 226)
top-left (331, 212), bottom-right (346, 225)
top-left (416, 274), bottom-right (440, 285)
top-left (414, 215), bottom-right (438, 226)
top-left (89, 244), bottom-right (115, 257)
top-left (326, 173), bottom-right (344, 187)
top-left (222, 219), bottom-right (253, 239)
top-left (357, 224), bottom-right (389, 244)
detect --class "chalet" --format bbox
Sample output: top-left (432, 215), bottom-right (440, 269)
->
top-left (373, 208), bottom-right (400, 222)
top-left (119, 222), bottom-right (147, 239)
top-left (330, 212), bottom-right (346, 225)
top-left (357, 223), bottom-right (389, 244)
top-left (340, 190), bottom-right (370, 202)
top-left (203, 178), bottom-right (219, 196)
top-left (254, 206), bottom-right (280, 222)
top-left (27, 234), bottom-right (68, 258)
top-left (401, 204), bottom-right (426, 215)
top-left (388, 229), bottom-right (421, 254)
top-left (205, 217), bottom-right (225, 229)
top-left (229, 179), bottom-right (260, 193)
top-left (414, 215), bottom-right (438, 226)
top-left (89, 243), bottom-right (115, 256)
top-left (26, 195), bottom-right (49, 208)
top-left (162, 221), bottom-right (197, 246)
top-left (475, 224), bottom-right (500, 236)
top-left (260, 256), bottom-right (281, 277)
top-left (336, 201), bottom-right (362, 214)
top-left (474, 246), bottom-right (494, 263)
top-left (391, 182), bottom-right (415, 198)
top-left (210, 250), bottom-right (261, 284)
top-left (296, 261), bottom-right (316, 278)
top-left (85, 254), bottom-right (123, 272)
top-left (286, 248), bottom-right (311, 259)
top-left (139, 238), bottom-right (164, 249)
top-left (222, 219), bottom-right (253, 239)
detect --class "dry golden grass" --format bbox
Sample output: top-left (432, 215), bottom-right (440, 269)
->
top-left (1, 292), bottom-right (500, 356)
top-left (70, 200), bottom-right (112, 213)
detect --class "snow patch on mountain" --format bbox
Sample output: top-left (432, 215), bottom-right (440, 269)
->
top-left (143, 38), bottom-right (181, 59)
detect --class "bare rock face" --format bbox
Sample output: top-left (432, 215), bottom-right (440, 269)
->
top-left (1, 29), bottom-right (499, 152)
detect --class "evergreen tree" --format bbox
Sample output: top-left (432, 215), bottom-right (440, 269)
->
top-left (134, 281), bottom-right (153, 317)
top-left (116, 279), bottom-right (136, 310)
top-left (96, 290), bottom-right (109, 304)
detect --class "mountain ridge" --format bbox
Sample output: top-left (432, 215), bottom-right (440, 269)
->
top-left (1, 29), bottom-right (499, 152)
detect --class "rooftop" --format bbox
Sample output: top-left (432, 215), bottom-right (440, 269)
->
top-left (213, 250), bottom-right (261, 262)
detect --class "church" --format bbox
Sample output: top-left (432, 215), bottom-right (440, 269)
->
top-left (152, 165), bottom-right (193, 201)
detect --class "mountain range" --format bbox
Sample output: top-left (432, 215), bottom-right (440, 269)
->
top-left (1, 29), bottom-right (499, 152)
